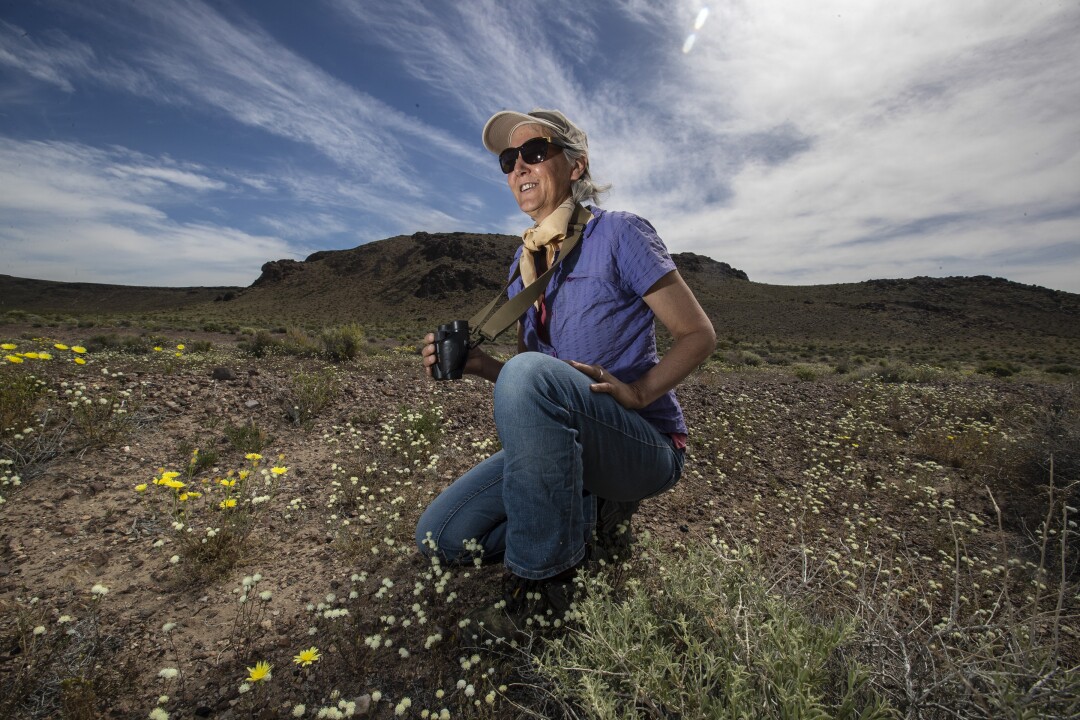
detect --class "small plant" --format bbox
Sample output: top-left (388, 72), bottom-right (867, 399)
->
top-left (139, 453), bottom-right (287, 582)
top-left (69, 384), bottom-right (138, 449)
top-left (282, 327), bottom-right (321, 357)
top-left (239, 330), bottom-right (281, 358)
top-left (320, 323), bottom-right (365, 362)
top-left (793, 364), bottom-right (818, 381)
top-left (224, 419), bottom-right (270, 454)
top-left (977, 359), bottom-right (1019, 377)
top-left (280, 368), bottom-right (340, 427)
top-left (0, 589), bottom-right (135, 719)
top-left (0, 369), bottom-right (45, 438)
top-left (176, 442), bottom-right (219, 476)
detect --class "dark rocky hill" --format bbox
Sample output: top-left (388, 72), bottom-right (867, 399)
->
top-left (2, 232), bottom-right (1078, 367)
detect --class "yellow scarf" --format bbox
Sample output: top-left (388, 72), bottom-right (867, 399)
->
top-left (519, 198), bottom-right (577, 309)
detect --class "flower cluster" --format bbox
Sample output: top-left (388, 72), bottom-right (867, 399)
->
top-left (3, 340), bottom-right (88, 365)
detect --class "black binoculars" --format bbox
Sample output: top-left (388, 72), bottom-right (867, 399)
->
top-left (431, 320), bottom-right (470, 380)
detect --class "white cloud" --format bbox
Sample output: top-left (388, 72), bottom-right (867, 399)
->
top-left (0, 21), bottom-right (89, 93)
top-left (0, 138), bottom-right (295, 286)
top-left (2, 0), bottom-right (1076, 292)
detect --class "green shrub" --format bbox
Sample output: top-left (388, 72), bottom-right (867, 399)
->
top-left (281, 327), bottom-right (320, 358)
top-left (977, 360), bottom-right (1019, 377)
top-left (0, 370), bottom-right (45, 437)
top-left (223, 420), bottom-right (269, 454)
top-left (724, 350), bottom-right (763, 367)
top-left (320, 323), bottom-right (365, 362)
top-left (239, 330), bottom-right (281, 358)
top-left (1045, 363), bottom-right (1077, 375)
top-left (85, 333), bottom-right (154, 355)
top-left (281, 368), bottom-right (340, 426)
top-left (538, 540), bottom-right (896, 719)
top-left (793, 364), bottom-right (818, 381)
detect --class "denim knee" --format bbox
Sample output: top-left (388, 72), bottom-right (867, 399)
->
top-left (493, 352), bottom-right (567, 412)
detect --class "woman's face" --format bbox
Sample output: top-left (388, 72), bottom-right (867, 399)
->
top-left (505, 124), bottom-right (584, 222)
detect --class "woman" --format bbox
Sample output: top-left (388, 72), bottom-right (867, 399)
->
top-left (417, 109), bottom-right (715, 639)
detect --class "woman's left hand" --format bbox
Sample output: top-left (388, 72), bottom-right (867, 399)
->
top-left (567, 360), bottom-right (647, 409)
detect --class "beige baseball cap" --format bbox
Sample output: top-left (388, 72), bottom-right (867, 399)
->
top-left (482, 109), bottom-right (589, 154)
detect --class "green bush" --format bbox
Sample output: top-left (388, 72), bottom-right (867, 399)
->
top-left (319, 323), bottom-right (365, 362)
top-left (281, 368), bottom-right (340, 426)
top-left (538, 541), bottom-right (896, 719)
top-left (977, 360), bottom-right (1019, 377)
top-left (281, 327), bottom-right (320, 358)
top-left (0, 370), bottom-right (45, 437)
top-left (239, 330), bottom-right (281, 358)
top-left (85, 333), bottom-right (154, 355)
top-left (223, 420), bottom-right (270, 454)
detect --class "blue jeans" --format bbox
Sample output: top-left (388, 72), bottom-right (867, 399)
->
top-left (415, 352), bottom-right (684, 580)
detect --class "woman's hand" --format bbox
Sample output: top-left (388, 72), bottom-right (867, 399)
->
top-left (422, 334), bottom-right (496, 380)
top-left (567, 360), bottom-right (648, 409)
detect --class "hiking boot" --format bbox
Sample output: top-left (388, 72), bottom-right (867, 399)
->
top-left (589, 498), bottom-right (639, 565)
top-left (461, 571), bottom-right (581, 643)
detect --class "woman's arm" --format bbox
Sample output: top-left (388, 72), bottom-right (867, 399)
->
top-left (569, 269), bottom-right (715, 408)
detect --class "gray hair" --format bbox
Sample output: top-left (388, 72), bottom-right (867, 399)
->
top-left (560, 140), bottom-right (612, 206)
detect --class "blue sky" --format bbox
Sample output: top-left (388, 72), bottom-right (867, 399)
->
top-left (1, 0), bottom-right (1077, 292)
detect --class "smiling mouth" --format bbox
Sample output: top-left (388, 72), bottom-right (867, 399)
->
top-left (519, 182), bottom-right (537, 192)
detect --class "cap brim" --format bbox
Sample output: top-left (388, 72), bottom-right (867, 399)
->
top-left (482, 111), bottom-right (561, 155)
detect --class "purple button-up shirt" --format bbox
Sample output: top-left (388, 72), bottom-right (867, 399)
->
top-left (508, 207), bottom-right (687, 436)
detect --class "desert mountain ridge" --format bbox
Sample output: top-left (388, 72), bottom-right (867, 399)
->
top-left (2, 230), bottom-right (1078, 355)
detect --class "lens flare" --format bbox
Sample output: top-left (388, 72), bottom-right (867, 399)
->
top-left (683, 6), bottom-right (710, 54)
top-left (694, 7), bottom-right (710, 31)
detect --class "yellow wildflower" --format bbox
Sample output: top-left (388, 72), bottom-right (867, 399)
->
top-left (238, 470), bottom-right (250, 480)
top-left (271, 466), bottom-right (288, 476)
top-left (37, 352), bottom-right (52, 360)
top-left (179, 493), bottom-right (190, 502)
top-left (5, 355), bottom-right (22, 364)
top-left (220, 498), bottom-right (237, 509)
top-left (186, 491), bottom-right (201, 498)
top-left (160, 478), bottom-right (186, 490)
top-left (1, 343), bottom-right (16, 351)
top-left (23, 352), bottom-right (40, 359)
top-left (161, 471), bottom-right (181, 481)
top-left (135, 483), bottom-right (148, 492)
top-left (293, 647), bottom-right (321, 667)
top-left (54, 343), bottom-right (69, 350)
top-left (74, 357), bottom-right (86, 365)
top-left (154, 346), bottom-right (163, 352)
top-left (246, 661), bottom-right (272, 682)
top-left (219, 478), bottom-right (236, 487)
top-left (245, 453), bottom-right (262, 461)
top-left (71, 346), bottom-right (87, 354)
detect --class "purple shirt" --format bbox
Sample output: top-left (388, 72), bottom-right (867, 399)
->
top-left (508, 207), bottom-right (687, 436)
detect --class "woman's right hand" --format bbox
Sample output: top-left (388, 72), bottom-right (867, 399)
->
top-left (422, 333), bottom-right (491, 379)
top-left (421, 332), bottom-right (439, 378)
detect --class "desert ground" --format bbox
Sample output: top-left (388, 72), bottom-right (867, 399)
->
top-left (1, 321), bottom-right (1077, 719)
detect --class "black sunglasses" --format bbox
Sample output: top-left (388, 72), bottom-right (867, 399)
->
top-left (499, 137), bottom-right (564, 174)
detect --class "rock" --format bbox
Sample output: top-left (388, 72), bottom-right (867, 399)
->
top-left (212, 367), bottom-right (237, 381)
top-left (244, 400), bottom-right (260, 409)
